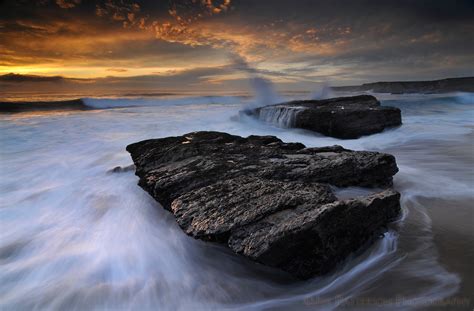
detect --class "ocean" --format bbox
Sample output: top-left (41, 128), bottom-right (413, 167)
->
top-left (0, 92), bottom-right (473, 310)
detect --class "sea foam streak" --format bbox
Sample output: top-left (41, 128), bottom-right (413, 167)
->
top-left (1, 93), bottom-right (472, 310)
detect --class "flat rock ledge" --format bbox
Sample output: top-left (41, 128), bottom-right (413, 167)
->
top-left (127, 131), bottom-right (401, 279)
top-left (242, 95), bottom-right (402, 139)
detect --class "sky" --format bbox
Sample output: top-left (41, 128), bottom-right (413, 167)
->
top-left (1, 0), bottom-right (473, 94)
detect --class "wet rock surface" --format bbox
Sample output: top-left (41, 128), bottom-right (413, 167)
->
top-left (127, 131), bottom-right (401, 279)
top-left (108, 164), bottom-right (136, 174)
top-left (243, 95), bottom-right (401, 139)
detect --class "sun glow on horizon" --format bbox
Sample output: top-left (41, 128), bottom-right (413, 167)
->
top-left (0, 65), bottom-right (206, 79)
top-left (1, 0), bottom-right (472, 91)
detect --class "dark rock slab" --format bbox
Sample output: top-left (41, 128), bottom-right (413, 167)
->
top-left (127, 131), bottom-right (401, 279)
top-left (243, 95), bottom-right (401, 139)
top-left (228, 189), bottom-right (400, 278)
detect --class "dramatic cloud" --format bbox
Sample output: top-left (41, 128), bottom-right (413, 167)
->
top-left (106, 68), bottom-right (128, 73)
top-left (1, 0), bottom-right (473, 92)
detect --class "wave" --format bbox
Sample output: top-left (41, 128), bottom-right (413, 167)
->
top-left (0, 99), bottom-right (88, 113)
top-left (0, 92), bottom-right (471, 310)
top-left (0, 96), bottom-right (247, 114)
top-left (81, 96), bottom-right (246, 109)
top-left (453, 92), bottom-right (474, 104)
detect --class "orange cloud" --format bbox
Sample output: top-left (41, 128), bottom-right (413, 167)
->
top-left (55, 0), bottom-right (81, 9)
top-left (94, 1), bottom-right (352, 64)
top-left (106, 68), bottom-right (128, 72)
top-left (203, 0), bottom-right (231, 14)
top-left (2, 0), bottom-right (354, 83)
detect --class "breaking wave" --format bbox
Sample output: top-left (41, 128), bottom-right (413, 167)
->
top-left (81, 96), bottom-right (245, 109)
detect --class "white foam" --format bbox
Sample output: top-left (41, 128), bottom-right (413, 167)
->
top-left (258, 106), bottom-right (306, 128)
top-left (82, 95), bottom-right (245, 109)
top-left (0, 92), bottom-right (471, 310)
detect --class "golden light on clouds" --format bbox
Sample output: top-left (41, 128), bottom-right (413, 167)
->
top-left (2, 0), bottom-right (471, 91)
top-left (55, 0), bottom-right (81, 9)
top-left (0, 0), bottom-right (351, 81)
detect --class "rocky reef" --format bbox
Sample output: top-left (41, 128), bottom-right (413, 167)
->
top-left (242, 95), bottom-right (401, 139)
top-left (127, 131), bottom-right (401, 279)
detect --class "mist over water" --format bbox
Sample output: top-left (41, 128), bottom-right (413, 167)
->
top-left (229, 54), bottom-right (281, 109)
top-left (310, 82), bottom-right (335, 100)
top-left (249, 77), bottom-right (280, 108)
top-left (0, 92), bottom-right (473, 310)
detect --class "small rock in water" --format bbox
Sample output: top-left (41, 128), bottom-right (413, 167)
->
top-left (108, 164), bottom-right (136, 173)
top-left (241, 95), bottom-right (402, 139)
top-left (127, 131), bottom-right (401, 279)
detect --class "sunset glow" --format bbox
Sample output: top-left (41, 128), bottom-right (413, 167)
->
top-left (1, 0), bottom-right (473, 93)
top-left (1, 2), bottom-right (474, 310)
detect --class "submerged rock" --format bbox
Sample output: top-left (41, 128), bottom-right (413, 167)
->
top-left (108, 164), bottom-right (136, 174)
top-left (127, 131), bottom-right (401, 279)
top-left (242, 95), bottom-right (401, 139)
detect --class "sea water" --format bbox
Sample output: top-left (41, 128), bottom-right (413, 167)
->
top-left (0, 92), bottom-right (473, 310)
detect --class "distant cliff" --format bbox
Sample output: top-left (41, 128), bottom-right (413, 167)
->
top-left (332, 77), bottom-right (474, 94)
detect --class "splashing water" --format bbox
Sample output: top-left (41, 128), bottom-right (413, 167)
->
top-left (229, 53), bottom-right (280, 109)
top-left (0, 92), bottom-right (472, 310)
top-left (258, 105), bottom-right (306, 128)
top-left (249, 77), bottom-right (280, 108)
top-left (310, 82), bottom-right (335, 100)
